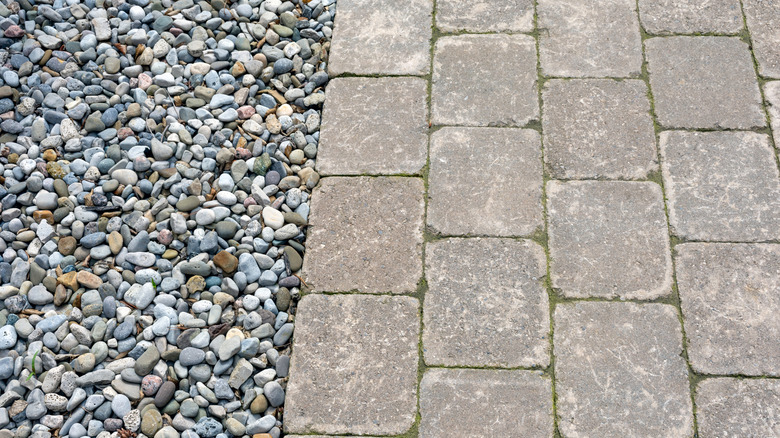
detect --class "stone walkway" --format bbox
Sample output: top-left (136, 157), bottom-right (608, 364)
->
top-left (284, 0), bottom-right (780, 436)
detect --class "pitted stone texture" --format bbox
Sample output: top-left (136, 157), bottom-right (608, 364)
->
top-left (436, 0), bottom-right (534, 32)
top-left (538, 0), bottom-right (642, 77)
top-left (424, 238), bottom-right (549, 368)
top-left (284, 294), bottom-right (419, 435)
top-left (428, 128), bottom-right (543, 236)
top-left (638, 0), bottom-right (743, 34)
top-left (303, 177), bottom-right (424, 294)
top-left (646, 37), bottom-right (766, 129)
top-left (768, 81), bottom-right (780, 147)
top-left (547, 181), bottom-right (672, 299)
top-left (542, 79), bottom-right (657, 180)
top-left (431, 34), bottom-right (538, 127)
top-left (420, 369), bottom-right (554, 438)
top-left (661, 131), bottom-right (780, 242)
top-left (554, 302), bottom-right (694, 438)
top-left (697, 378), bottom-right (780, 437)
top-left (317, 78), bottom-right (428, 175)
top-left (328, 0), bottom-right (432, 75)
top-left (675, 244), bottom-right (780, 376)
top-left (743, 0), bottom-right (780, 78)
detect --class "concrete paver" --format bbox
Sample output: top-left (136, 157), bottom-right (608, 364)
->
top-left (696, 378), bottom-right (780, 437)
top-left (436, 0), bottom-right (534, 32)
top-left (638, 0), bottom-right (743, 34)
top-left (743, 0), bottom-right (780, 78)
top-left (767, 81), bottom-right (780, 147)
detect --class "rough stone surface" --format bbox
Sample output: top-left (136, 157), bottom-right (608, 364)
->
top-left (696, 378), bottom-right (780, 437)
top-left (428, 128), bottom-right (543, 236)
top-left (676, 244), bottom-right (780, 376)
top-left (768, 81), bottom-right (780, 148)
top-left (554, 302), bottom-right (694, 438)
top-left (638, 0), bottom-right (743, 34)
top-left (436, 0), bottom-right (534, 32)
top-left (743, 0), bottom-right (780, 78)
top-left (284, 294), bottom-right (419, 435)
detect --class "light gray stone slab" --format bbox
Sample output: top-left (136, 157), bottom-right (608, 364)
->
top-left (284, 294), bottom-right (420, 435)
top-left (638, 0), bottom-right (743, 34)
top-left (428, 128), bottom-right (543, 236)
top-left (423, 238), bottom-right (549, 367)
top-left (645, 37), bottom-right (766, 129)
top-left (675, 243), bottom-right (780, 376)
top-left (420, 369), bottom-right (554, 438)
top-left (303, 177), bottom-right (424, 294)
top-left (554, 302), bottom-right (694, 438)
top-left (542, 79), bottom-right (657, 179)
top-left (697, 378), bottom-right (780, 437)
top-left (327, 0), bottom-right (432, 75)
top-left (547, 181), bottom-right (672, 299)
top-left (317, 77), bottom-right (428, 175)
top-left (436, 0), bottom-right (534, 32)
top-left (768, 81), bottom-right (780, 148)
top-left (431, 34), bottom-right (539, 127)
top-left (660, 131), bottom-right (780, 242)
top-left (743, 0), bottom-right (780, 78)
top-left (538, 0), bottom-right (643, 77)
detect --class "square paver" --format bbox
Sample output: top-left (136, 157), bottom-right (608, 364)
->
top-left (743, 0), bottom-right (780, 78)
top-left (420, 369), bottom-right (554, 438)
top-left (317, 77), bottom-right (428, 175)
top-left (697, 378), bottom-right (780, 437)
top-left (538, 0), bottom-right (643, 77)
top-left (431, 34), bottom-right (538, 127)
top-left (428, 128), bottom-right (543, 236)
top-left (767, 81), bottom-right (780, 148)
top-left (436, 0), bottom-right (534, 32)
top-left (675, 243), bottom-right (780, 376)
top-left (303, 177), bottom-right (424, 294)
top-left (645, 37), bottom-right (766, 129)
top-left (327, 0), bottom-right (432, 75)
top-left (542, 79), bottom-right (657, 179)
top-left (638, 0), bottom-right (743, 34)
top-left (284, 294), bottom-right (420, 435)
top-left (554, 302), bottom-right (694, 438)
top-left (423, 238), bottom-right (549, 368)
top-left (547, 181), bottom-right (672, 300)
top-left (660, 131), bottom-right (780, 242)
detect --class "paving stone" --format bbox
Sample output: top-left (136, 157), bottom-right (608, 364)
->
top-left (638, 0), bottom-right (742, 34)
top-left (431, 34), bottom-right (538, 126)
top-left (645, 37), bottom-right (766, 129)
top-left (284, 294), bottom-right (419, 435)
top-left (423, 238), bottom-right (549, 367)
top-left (554, 302), bottom-right (693, 438)
top-left (696, 378), bottom-right (780, 437)
top-left (328, 0), bottom-right (432, 75)
top-left (303, 177), bottom-right (424, 294)
top-left (547, 181), bottom-right (672, 299)
top-left (660, 131), bottom-right (780, 242)
top-left (436, 0), bottom-right (534, 32)
top-left (538, 0), bottom-right (643, 77)
top-left (768, 81), bottom-right (780, 147)
top-left (743, 0), bottom-right (780, 78)
top-left (317, 78), bottom-right (428, 175)
top-left (675, 243), bottom-right (780, 376)
top-left (542, 79), bottom-right (657, 179)
top-left (419, 369), bottom-right (553, 438)
top-left (428, 128), bottom-right (543, 236)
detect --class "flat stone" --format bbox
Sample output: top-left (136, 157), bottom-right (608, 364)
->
top-left (317, 78), bottom-right (428, 175)
top-left (769, 81), bottom-right (780, 147)
top-left (645, 36), bottom-right (766, 129)
top-left (542, 79), bottom-right (657, 179)
top-left (554, 302), bottom-right (694, 437)
top-left (743, 0), bottom-right (780, 78)
top-left (303, 177), bottom-right (424, 294)
top-left (638, 0), bottom-right (742, 34)
top-left (285, 294), bottom-right (419, 435)
top-left (436, 0), bottom-right (533, 31)
top-left (432, 34), bottom-right (538, 126)
top-left (660, 131), bottom-right (780, 241)
top-left (676, 243), bottom-right (780, 376)
top-left (696, 378), bottom-right (780, 436)
top-left (423, 238), bottom-right (549, 367)
top-left (538, 0), bottom-right (642, 77)
top-left (547, 181), bottom-right (672, 299)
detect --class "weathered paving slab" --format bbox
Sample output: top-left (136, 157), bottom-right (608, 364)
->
top-left (542, 79), bottom-right (657, 179)
top-left (327, 0), bottom-right (432, 75)
top-left (431, 34), bottom-right (539, 127)
top-left (423, 238), bottom-right (549, 368)
top-left (743, 0), bottom-right (780, 78)
top-left (554, 302), bottom-right (694, 438)
top-left (696, 378), bottom-right (780, 437)
top-left (768, 81), bottom-right (780, 147)
top-left (675, 244), bottom-right (780, 376)
top-left (660, 131), bottom-right (780, 242)
top-left (303, 177), bottom-right (424, 294)
top-left (638, 0), bottom-right (743, 34)
top-left (419, 369), bottom-right (554, 438)
top-left (284, 294), bottom-right (420, 435)
top-left (317, 77), bottom-right (429, 175)
top-left (538, 0), bottom-right (643, 77)
top-left (547, 181), bottom-right (672, 300)
top-left (645, 37), bottom-right (766, 129)
top-left (436, 0), bottom-right (534, 32)
top-left (428, 128), bottom-right (543, 236)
